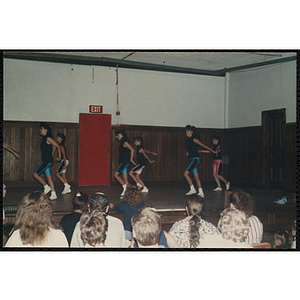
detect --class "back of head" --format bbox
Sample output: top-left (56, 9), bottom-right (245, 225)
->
top-left (132, 207), bottom-right (161, 247)
top-left (80, 210), bottom-right (108, 247)
top-left (186, 196), bottom-right (205, 248)
top-left (72, 192), bottom-right (89, 211)
top-left (218, 207), bottom-right (249, 243)
top-left (274, 230), bottom-right (293, 246)
top-left (229, 189), bottom-right (254, 217)
top-left (15, 191), bottom-right (55, 245)
top-left (122, 184), bottom-right (142, 208)
top-left (89, 192), bottom-right (109, 212)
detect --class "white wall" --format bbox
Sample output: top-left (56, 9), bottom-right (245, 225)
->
top-left (227, 61), bottom-right (296, 128)
top-left (4, 58), bottom-right (226, 128)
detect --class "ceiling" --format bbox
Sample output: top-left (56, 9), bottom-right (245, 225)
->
top-left (3, 50), bottom-right (297, 76)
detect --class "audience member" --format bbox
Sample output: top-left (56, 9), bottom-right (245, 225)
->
top-left (70, 192), bottom-right (128, 247)
top-left (3, 184), bottom-right (6, 225)
top-left (169, 196), bottom-right (219, 248)
top-left (80, 210), bottom-right (108, 248)
top-left (5, 191), bottom-right (68, 247)
top-left (131, 207), bottom-right (179, 248)
top-left (131, 207), bottom-right (162, 248)
top-left (291, 221), bottom-right (296, 249)
top-left (229, 189), bottom-right (263, 244)
top-left (273, 230), bottom-right (293, 249)
top-left (110, 184), bottom-right (146, 241)
top-left (199, 207), bottom-right (252, 248)
top-left (59, 192), bottom-right (89, 245)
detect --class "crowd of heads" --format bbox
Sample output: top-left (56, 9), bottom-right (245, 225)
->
top-left (3, 185), bottom-right (296, 249)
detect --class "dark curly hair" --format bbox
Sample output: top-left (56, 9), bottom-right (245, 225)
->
top-left (122, 184), bottom-right (143, 209)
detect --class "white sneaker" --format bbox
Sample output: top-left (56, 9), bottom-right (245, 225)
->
top-left (137, 183), bottom-right (143, 188)
top-left (62, 187), bottom-right (71, 194)
top-left (141, 187), bottom-right (149, 193)
top-left (44, 185), bottom-right (51, 194)
top-left (198, 189), bottom-right (204, 198)
top-left (121, 185), bottom-right (127, 197)
top-left (226, 182), bottom-right (230, 190)
top-left (186, 187), bottom-right (197, 195)
top-left (50, 192), bottom-right (57, 200)
top-left (213, 187), bottom-right (222, 191)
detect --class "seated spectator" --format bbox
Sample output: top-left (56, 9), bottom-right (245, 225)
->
top-left (291, 221), bottom-right (296, 249)
top-left (169, 196), bottom-right (219, 248)
top-left (110, 184), bottom-right (146, 241)
top-left (273, 230), bottom-right (293, 249)
top-left (131, 207), bottom-right (179, 248)
top-left (3, 184), bottom-right (6, 225)
top-left (59, 192), bottom-right (89, 245)
top-left (131, 207), bottom-right (162, 248)
top-left (80, 210), bottom-right (108, 248)
top-left (229, 189), bottom-right (263, 244)
top-left (5, 191), bottom-right (68, 248)
top-left (199, 207), bottom-right (252, 248)
top-left (70, 192), bottom-right (128, 247)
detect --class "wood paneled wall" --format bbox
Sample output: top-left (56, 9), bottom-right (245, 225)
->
top-left (3, 121), bottom-right (296, 191)
top-left (225, 126), bottom-right (264, 187)
top-left (111, 125), bottom-right (225, 182)
top-left (3, 121), bottom-right (79, 183)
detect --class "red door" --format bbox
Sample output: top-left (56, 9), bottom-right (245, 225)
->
top-left (78, 113), bottom-right (111, 186)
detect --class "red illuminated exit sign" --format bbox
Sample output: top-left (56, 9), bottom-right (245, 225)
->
top-left (89, 105), bottom-right (103, 113)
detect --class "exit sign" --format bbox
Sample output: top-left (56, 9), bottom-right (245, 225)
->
top-left (89, 105), bottom-right (103, 113)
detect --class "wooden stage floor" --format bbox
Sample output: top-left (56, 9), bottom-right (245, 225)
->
top-left (3, 181), bottom-right (298, 247)
top-left (3, 180), bottom-right (296, 214)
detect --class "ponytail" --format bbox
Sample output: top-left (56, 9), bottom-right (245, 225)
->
top-left (189, 215), bottom-right (201, 248)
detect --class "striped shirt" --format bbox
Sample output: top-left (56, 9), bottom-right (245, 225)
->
top-left (246, 215), bottom-right (263, 244)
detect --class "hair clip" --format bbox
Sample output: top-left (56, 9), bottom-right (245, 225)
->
top-left (76, 192), bottom-right (81, 197)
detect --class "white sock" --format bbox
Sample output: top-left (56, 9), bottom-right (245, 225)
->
top-left (190, 185), bottom-right (195, 190)
top-left (64, 183), bottom-right (70, 187)
top-left (51, 191), bottom-right (56, 195)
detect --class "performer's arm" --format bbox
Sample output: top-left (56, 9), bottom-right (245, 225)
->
top-left (47, 137), bottom-right (61, 161)
top-left (144, 149), bottom-right (158, 156)
top-left (194, 138), bottom-right (213, 153)
top-left (141, 148), bottom-right (154, 164)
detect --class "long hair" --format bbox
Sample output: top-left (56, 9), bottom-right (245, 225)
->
top-left (186, 196), bottom-right (205, 248)
top-left (122, 184), bottom-right (143, 209)
top-left (40, 122), bottom-right (53, 138)
top-left (56, 132), bottom-right (66, 146)
top-left (115, 129), bottom-right (129, 142)
top-left (229, 189), bottom-right (255, 217)
top-left (14, 191), bottom-right (57, 246)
